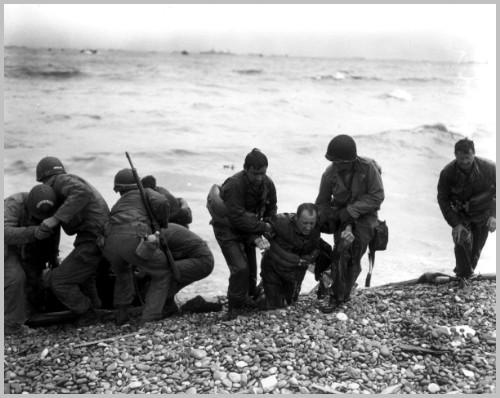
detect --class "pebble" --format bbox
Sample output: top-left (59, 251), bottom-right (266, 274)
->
top-left (128, 381), bottom-right (142, 389)
top-left (190, 348), bottom-right (207, 360)
top-left (235, 361), bottom-right (248, 368)
top-left (228, 372), bottom-right (241, 383)
top-left (427, 383), bottom-right (440, 393)
top-left (380, 345), bottom-right (391, 357)
top-left (260, 375), bottom-right (278, 392)
top-left (336, 312), bottom-right (348, 321)
top-left (461, 369), bottom-right (475, 378)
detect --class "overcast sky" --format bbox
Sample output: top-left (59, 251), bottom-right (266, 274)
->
top-left (4, 4), bottom-right (496, 62)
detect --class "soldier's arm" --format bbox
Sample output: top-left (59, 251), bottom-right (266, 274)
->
top-left (52, 175), bottom-right (92, 224)
top-left (4, 196), bottom-right (38, 245)
top-left (347, 163), bottom-right (385, 218)
top-left (223, 178), bottom-right (269, 234)
top-left (437, 167), bottom-right (461, 227)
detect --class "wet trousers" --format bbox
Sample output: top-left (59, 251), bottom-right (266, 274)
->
top-left (50, 234), bottom-right (102, 315)
top-left (213, 226), bottom-right (257, 308)
top-left (161, 224), bottom-right (214, 300)
top-left (331, 216), bottom-right (376, 303)
top-left (453, 221), bottom-right (490, 278)
top-left (4, 251), bottom-right (28, 327)
top-left (103, 232), bottom-right (172, 322)
top-left (261, 254), bottom-right (306, 309)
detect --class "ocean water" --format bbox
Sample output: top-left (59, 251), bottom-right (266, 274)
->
top-left (4, 46), bottom-right (496, 300)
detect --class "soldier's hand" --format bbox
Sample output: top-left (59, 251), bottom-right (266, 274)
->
top-left (341, 227), bottom-right (355, 244)
top-left (487, 216), bottom-right (496, 233)
top-left (42, 216), bottom-right (60, 230)
top-left (34, 224), bottom-right (54, 240)
top-left (452, 224), bottom-right (471, 245)
top-left (255, 236), bottom-right (270, 251)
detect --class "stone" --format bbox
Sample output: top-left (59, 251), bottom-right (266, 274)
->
top-left (260, 375), bottom-right (278, 392)
top-left (129, 381), bottom-right (142, 389)
top-left (235, 361), bottom-right (248, 368)
top-left (228, 372), bottom-right (241, 383)
top-left (336, 312), bottom-right (348, 321)
top-left (427, 383), bottom-right (440, 393)
top-left (380, 346), bottom-right (391, 357)
top-left (382, 384), bottom-right (403, 394)
top-left (190, 349), bottom-right (207, 360)
top-left (461, 369), bottom-right (475, 378)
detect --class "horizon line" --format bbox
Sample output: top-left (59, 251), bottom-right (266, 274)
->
top-left (4, 44), bottom-right (487, 65)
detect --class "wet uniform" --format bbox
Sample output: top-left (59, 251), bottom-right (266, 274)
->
top-left (437, 156), bottom-right (496, 277)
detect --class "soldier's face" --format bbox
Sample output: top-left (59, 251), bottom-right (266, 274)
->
top-left (455, 149), bottom-right (475, 171)
top-left (246, 166), bottom-right (267, 186)
top-left (297, 211), bottom-right (317, 235)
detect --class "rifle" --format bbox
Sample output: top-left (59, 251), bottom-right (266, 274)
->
top-left (125, 152), bottom-right (180, 281)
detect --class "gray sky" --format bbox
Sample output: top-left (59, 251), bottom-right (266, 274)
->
top-left (4, 4), bottom-right (496, 61)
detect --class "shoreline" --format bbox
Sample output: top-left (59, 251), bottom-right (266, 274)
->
top-left (3, 276), bottom-right (496, 394)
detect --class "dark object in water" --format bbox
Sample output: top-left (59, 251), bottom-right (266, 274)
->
top-left (180, 295), bottom-right (223, 313)
top-left (181, 50), bottom-right (189, 55)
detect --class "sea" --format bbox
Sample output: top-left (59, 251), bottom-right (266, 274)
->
top-left (3, 46), bottom-right (496, 300)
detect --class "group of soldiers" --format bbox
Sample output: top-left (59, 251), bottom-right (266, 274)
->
top-left (4, 134), bottom-right (496, 334)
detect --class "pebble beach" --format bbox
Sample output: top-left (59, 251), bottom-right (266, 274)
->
top-left (3, 277), bottom-right (496, 394)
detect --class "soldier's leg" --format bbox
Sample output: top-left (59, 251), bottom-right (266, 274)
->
top-left (344, 219), bottom-right (374, 300)
top-left (215, 234), bottom-right (250, 308)
top-left (470, 222), bottom-right (490, 272)
top-left (453, 226), bottom-right (474, 278)
top-left (261, 256), bottom-right (285, 309)
top-left (50, 242), bottom-right (101, 314)
top-left (168, 245), bottom-right (214, 297)
top-left (245, 243), bottom-right (258, 297)
top-left (138, 248), bottom-right (172, 322)
top-left (4, 251), bottom-right (28, 328)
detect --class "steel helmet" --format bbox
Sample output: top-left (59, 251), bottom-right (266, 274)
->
top-left (27, 184), bottom-right (57, 220)
top-left (325, 135), bottom-right (357, 162)
top-left (113, 168), bottom-right (137, 192)
top-left (36, 157), bottom-right (66, 182)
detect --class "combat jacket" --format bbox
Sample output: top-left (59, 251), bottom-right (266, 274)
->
top-left (155, 186), bottom-right (192, 226)
top-left (315, 156), bottom-right (384, 227)
top-left (214, 170), bottom-right (277, 237)
top-left (107, 188), bottom-right (170, 236)
top-left (267, 213), bottom-right (320, 268)
top-left (44, 173), bottom-right (110, 237)
top-left (437, 157), bottom-right (496, 227)
top-left (4, 192), bottom-right (60, 265)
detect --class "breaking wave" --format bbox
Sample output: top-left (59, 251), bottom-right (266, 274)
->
top-left (6, 65), bottom-right (83, 79)
top-left (234, 69), bottom-right (263, 75)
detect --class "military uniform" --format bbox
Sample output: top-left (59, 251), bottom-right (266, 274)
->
top-left (261, 213), bottom-right (320, 309)
top-left (316, 157), bottom-right (384, 303)
top-left (103, 188), bottom-right (171, 322)
top-left (437, 157), bottom-right (496, 277)
top-left (44, 173), bottom-right (110, 314)
top-left (155, 186), bottom-right (193, 227)
top-left (209, 170), bottom-right (277, 308)
top-left (4, 193), bottom-right (60, 328)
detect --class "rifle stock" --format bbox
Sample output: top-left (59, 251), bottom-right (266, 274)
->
top-left (125, 152), bottom-right (181, 281)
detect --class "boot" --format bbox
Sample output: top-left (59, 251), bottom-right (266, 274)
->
top-left (115, 305), bottom-right (130, 326)
top-left (320, 296), bottom-right (340, 314)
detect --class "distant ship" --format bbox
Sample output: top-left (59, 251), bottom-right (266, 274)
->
top-left (80, 49), bottom-right (98, 55)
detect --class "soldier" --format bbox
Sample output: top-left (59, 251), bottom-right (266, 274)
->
top-left (141, 175), bottom-right (193, 228)
top-left (437, 138), bottom-right (496, 287)
top-left (104, 169), bottom-right (214, 325)
top-left (207, 148), bottom-right (277, 319)
top-left (260, 203), bottom-right (321, 309)
top-left (35, 156), bottom-right (110, 323)
top-left (315, 135), bottom-right (384, 312)
top-left (103, 168), bottom-right (172, 325)
top-left (4, 184), bottom-right (60, 334)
